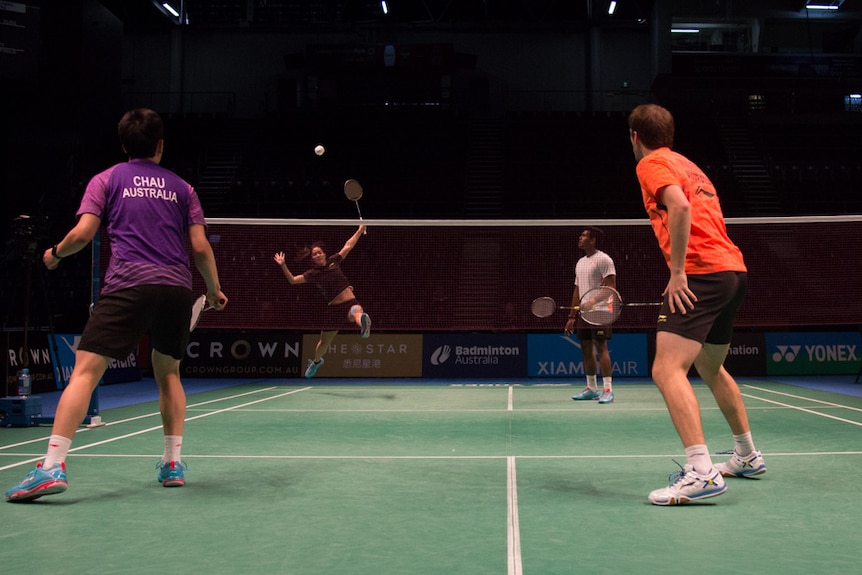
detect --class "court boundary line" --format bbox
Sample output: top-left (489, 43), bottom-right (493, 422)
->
top-left (743, 384), bottom-right (862, 413)
top-left (0, 386), bottom-right (283, 452)
top-left (0, 386), bottom-right (311, 472)
top-left (5, 451), bottom-right (860, 461)
top-left (507, 456), bottom-right (523, 575)
top-left (742, 386), bottom-right (862, 427)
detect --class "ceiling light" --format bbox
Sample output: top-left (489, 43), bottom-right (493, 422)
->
top-left (162, 2), bottom-right (179, 17)
top-left (805, 1), bottom-right (843, 9)
top-left (608, 1), bottom-right (617, 15)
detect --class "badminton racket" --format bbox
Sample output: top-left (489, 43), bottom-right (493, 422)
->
top-left (344, 178), bottom-right (366, 234)
top-left (531, 286), bottom-right (660, 326)
top-left (530, 297), bottom-right (577, 318)
top-left (190, 294), bottom-right (225, 331)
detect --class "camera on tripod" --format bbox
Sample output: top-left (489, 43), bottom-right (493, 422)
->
top-left (10, 214), bottom-right (50, 255)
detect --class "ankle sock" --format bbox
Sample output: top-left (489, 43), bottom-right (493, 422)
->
top-left (732, 431), bottom-right (755, 457)
top-left (163, 435), bottom-right (183, 464)
top-left (43, 435), bottom-right (72, 468)
top-left (685, 444), bottom-right (714, 475)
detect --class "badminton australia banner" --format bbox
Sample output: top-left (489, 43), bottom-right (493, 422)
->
top-left (527, 333), bottom-right (648, 378)
top-left (423, 334), bottom-right (527, 378)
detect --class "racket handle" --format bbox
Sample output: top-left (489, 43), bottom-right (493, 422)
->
top-left (354, 202), bottom-right (367, 234)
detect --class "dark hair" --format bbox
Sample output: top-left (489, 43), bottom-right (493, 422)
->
top-left (118, 108), bottom-right (164, 158)
top-left (584, 226), bottom-right (604, 245)
top-left (294, 241), bottom-right (326, 262)
top-left (628, 104), bottom-right (674, 149)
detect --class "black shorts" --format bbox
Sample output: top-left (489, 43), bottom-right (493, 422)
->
top-left (77, 285), bottom-right (194, 360)
top-left (577, 326), bottom-right (612, 341)
top-left (319, 299), bottom-right (359, 331)
top-left (657, 271), bottom-right (747, 345)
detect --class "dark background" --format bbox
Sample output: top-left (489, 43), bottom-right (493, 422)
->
top-left (2, 0), bottom-right (861, 335)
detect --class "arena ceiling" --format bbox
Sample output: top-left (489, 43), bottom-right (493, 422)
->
top-left (97, 1), bottom-right (862, 34)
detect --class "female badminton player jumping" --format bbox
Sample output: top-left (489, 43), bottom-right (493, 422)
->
top-left (273, 225), bottom-right (371, 377)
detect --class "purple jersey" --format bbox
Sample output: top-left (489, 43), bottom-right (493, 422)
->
top-left (77, 158), bottom-right (206, 294)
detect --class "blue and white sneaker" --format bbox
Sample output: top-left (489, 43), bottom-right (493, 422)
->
top-left (5, 462), bottom-right (68, 502)
top-left (715, 450), bottom-right (767, 478)
top-left (360, 313), bottom-right (372, 338)
top-left (156, 460), bottom-right (188, 487)
top-left (598, 389), bottom-right (615, 404)
top-left (648, 463), bottom-right (727, 506)
top-left (305, 358), bottom-right (324, 378)
top-left (572, 387), bottom-right (600, 400)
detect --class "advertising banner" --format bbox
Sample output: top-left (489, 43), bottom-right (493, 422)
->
top-left (50, 334), bottom-right (140, 386)
top-left (723, 332), bottom-right (767, 377)
top-left (183, 331), bottom-right (303, 378)
top-left (766, 331), bottom-right (861, 375)
top-left (423, 333), bottom-right (527, 378)
top-left (527, 333), bottom-right (649, 378)
top-left (302, 333), bottom-right (423, 378)
top-left (3, 330), bottom-right (54, 394)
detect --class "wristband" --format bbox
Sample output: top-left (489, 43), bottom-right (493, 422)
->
top-left (51, 244), bottom-right (64, 259)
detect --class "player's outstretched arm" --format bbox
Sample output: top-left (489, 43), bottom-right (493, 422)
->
top-left (273, 251), bottom-right (305, 284)
top-left (339, 225), bottom-right (366, 258)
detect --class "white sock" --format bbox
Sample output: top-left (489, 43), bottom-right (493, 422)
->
top-left (685, 444), bottom-right (714, 475)
top-left (602, 376), bottom-right (613, 391)
top-left (732, 432), bottom-right (755, 457)
top-left (43, 435), bottom-right (72, 468)
top-left (586, 375), bottom-right (597, 390)
top-left (163, 435), bottom-right (183, 464)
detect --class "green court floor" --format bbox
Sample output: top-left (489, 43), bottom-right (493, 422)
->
top-left (2, 381), bottom-right (861, 574)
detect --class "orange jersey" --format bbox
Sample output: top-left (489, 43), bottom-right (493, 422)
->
top-left (635, 148), bottom-right (746, 274)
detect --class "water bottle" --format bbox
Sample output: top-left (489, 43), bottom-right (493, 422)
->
top-left (17, 368), bottom-right (31, 397)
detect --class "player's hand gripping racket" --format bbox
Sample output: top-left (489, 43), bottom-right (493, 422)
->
top-left (190, 295), bottom-right (226, 331)
top-left (531, 286), bottom-right (659, 326)
top-left (344, 178), bottom-right (366, 234)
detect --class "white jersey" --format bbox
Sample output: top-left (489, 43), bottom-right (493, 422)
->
top-left (575, 250), bottom-right (616, 293)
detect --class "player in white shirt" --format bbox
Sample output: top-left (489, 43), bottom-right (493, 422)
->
top-left (565, 227), bottom-right (617, 404)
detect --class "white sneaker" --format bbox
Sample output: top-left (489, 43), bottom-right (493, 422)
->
top-left (648, 464), bottom-right (727, 506)
top-left (715, 450), bottom-right (766, 478)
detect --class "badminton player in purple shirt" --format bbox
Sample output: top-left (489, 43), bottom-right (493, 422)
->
top-left (5, 108), bottom-right (227, 502)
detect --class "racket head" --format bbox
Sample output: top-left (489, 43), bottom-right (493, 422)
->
top-left (530, 297), bottom-right (559, 319)
top-left (579, 286), bottom-right (623, 326)
top-left (344, 179), bottom-right (364, 201)
top-left (189, 294), bottom-right (208, 331)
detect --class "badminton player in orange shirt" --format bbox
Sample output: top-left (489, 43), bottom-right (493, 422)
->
top-left (628, 104), bottom-right (766, 506)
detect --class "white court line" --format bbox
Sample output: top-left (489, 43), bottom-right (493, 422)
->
top-left (0, 386), bottom-right (310, 472)
top-left (742, 385), bottom-right (862, 427)
top-left (507, 456), bottom-right (523, 575)
top-left (743, 384), bottom-right (862, 413)
top-left (508, 385), bottom-right (514, 412)
top-left (0, 386), bottom-right (281, 452)
top-left (5, 451), bottom-right (859, 461)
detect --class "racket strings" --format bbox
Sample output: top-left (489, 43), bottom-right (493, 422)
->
top-left (530, 297), bottom-right (558, 318)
